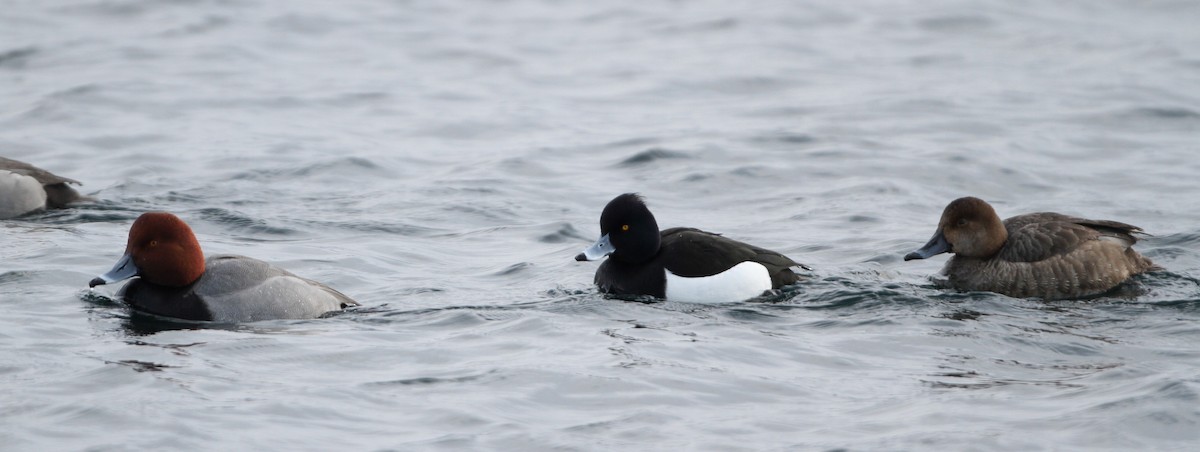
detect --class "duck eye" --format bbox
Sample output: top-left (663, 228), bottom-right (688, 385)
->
top-left (621, 224), bottom-right (629, 232)
top-left (957, 219), bottom-right (968, 227)
top-left (150, 240), bottom-right (159, 247)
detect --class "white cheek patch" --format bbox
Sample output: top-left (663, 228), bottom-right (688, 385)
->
top-left (665, 261), bottom-right (773, 304)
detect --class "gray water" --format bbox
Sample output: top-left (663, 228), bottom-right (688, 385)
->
top-left (3, 0), bottom-right (1200, 450)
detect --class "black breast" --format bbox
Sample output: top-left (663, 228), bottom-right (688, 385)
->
top-left (594, 258), bottom-right (667, 298)
top-left (118, 279), bottom-right (214, 321)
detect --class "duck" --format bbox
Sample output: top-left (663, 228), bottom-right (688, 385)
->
top-left (1, 156), bottom-right (87, 219)
top-left (89, 212), bottom-right (359, 322)
top-left (904, 196), bottom-right (1158, 300)
top-left (575, 193), bottom-right (807, 303)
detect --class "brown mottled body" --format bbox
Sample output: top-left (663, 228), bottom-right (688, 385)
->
top-left (906, 198), bottom-right (1157, 300)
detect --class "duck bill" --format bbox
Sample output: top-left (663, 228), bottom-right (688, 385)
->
top-left (575, 234), bottom-right (614, 262)
top-left (89, 253), bottom-right (140, 287)
top-left (905, 230), bottom-right (951, 261)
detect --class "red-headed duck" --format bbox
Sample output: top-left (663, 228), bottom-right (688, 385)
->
top-left (904, 196), bottom-right (1158, 300)
top-left (575, 193), bottom-right (808, 303)
top-left (1, 156), bottom-right (87, 219)
top-left (89, 212), bottom-right (358, 322)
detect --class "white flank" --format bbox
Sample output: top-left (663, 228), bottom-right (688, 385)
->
top-left (665, 261), bottom-right (772, 304)
top-left (0, 171), bottom-right (47, 219)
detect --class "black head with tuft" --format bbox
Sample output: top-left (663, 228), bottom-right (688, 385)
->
top-left (599, 193), bottom-right (661, 263)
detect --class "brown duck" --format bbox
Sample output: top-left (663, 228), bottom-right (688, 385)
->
top-left (905, 197), bottom-right (1157, 300)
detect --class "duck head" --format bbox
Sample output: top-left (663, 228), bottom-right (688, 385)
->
top-left (576, 193), bottom-right (661, 264)
top-left (905, 196), bottom-right (1007, 261)
top-left (89, 212), bottom-right (206, 288)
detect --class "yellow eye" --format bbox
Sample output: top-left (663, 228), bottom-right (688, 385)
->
top-left (621, 224), bottom-right (629, 231)
top-left (150, 240), bottom-right (159, 247)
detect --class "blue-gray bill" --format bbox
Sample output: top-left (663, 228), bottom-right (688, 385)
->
top-left (575, 234), bottom-right (613, 261)
top-left (904, 231), bottom-right (951, 261)
top-left (89, 253), bottom-right (139, 287)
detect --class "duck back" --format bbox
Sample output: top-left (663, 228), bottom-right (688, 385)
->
top-left (659, 228), bottom-right (802, 287)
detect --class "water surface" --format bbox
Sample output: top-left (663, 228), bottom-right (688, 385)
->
top-left (3, 0), bottom-right (1200, 449)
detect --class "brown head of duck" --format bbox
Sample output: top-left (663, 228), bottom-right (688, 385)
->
top-left (905, 197), bottom-right (1006, 261)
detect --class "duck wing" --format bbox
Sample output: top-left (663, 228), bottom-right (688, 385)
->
top-left (998, 213), bottom-right (1142, 263)
top-left (659, 227), bottom-right (806, 285)
top-left (0, 157), bottom-right (81, 186)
